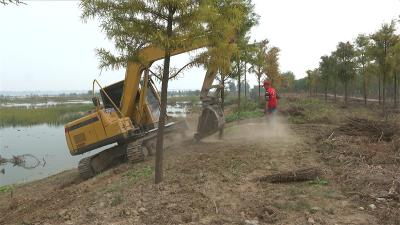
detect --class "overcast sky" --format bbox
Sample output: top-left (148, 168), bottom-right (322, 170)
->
top-left (1, 0), bottom-right (399, 92)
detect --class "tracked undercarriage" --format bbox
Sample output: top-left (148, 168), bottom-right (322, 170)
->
top-left (77, 121), bottom-right (187, 179)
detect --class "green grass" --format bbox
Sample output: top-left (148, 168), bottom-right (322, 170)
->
top-left (103, 183), bottom-right (122, 193)
top-left (0, 104), bottom-right (92, 127)
top-left (0, 185), bottom-right (13, 194)
top-left (308, 177), bottom-right (329, 186)
top-left (0, 94), bottom-right (92, 105)
top-left (225, 101), bottom-right (264, 122)
top-left (122, 166), bottom-right (153, 183)
top-left (280, 98), bottom-right (340, 124)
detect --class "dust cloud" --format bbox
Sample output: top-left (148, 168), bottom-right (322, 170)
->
top-left (172, 113), bottom-right (293, 144)
top-left (224, 115), bottom-right (292, 142)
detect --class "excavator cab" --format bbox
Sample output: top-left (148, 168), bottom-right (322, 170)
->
top-left (64, 76), bottom-right (190, 179)
top-left (65, 81), bottom-right (137, 156)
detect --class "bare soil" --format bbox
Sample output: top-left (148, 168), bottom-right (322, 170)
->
top-left (0, 99), bottom-right (398, 225)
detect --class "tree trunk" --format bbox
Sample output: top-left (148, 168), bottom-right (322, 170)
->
top-left (244, 62), bottom-right (247, 100)
top-left (237, 60), bottom-right (241, 110)
top-left (394, 72), bottom-right (397, 108)
top-left (334, 76), bottom-right (337, 102)
top-left (155, 9), bottom-right (173, 184)
top-left (315, 83), bottom-right (318, 97)
top-left (221, 74), bottom-right (225, 111)
top-left (258, 75), bottom-right (261, 102)
top-left (383, 73), bottom-right (386, 116)
top-left (344, 80), bottom-right (348, 105)
top-left (363, 72), bottom-right (367, 106)
top-left (378, 73), bottom-right (381, 105)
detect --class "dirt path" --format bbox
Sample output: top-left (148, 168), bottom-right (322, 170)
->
top-left (0, 116), bottom-right (380, 225)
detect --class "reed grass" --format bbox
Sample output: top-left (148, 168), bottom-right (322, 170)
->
top-left (0, 104), bottom-right (93, 127)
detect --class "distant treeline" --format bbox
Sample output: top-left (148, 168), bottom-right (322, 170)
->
top-left (300, 20), bottom-right (400, 112)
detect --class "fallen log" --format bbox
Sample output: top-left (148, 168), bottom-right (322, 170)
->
top-left (256, 167), bottom-right (321, 183)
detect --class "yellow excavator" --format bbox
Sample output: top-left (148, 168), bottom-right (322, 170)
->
top-left (64, 37), bottom-right (226, 179)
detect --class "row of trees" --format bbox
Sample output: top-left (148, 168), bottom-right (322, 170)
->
top-left (305, 20), bottom-right (400, 113)
top-left (218, 38), bottom-right (289, 106)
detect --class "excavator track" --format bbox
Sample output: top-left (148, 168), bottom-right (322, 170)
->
top-left (78, 156), bottom-right (95, 180)
top-left (126, 143), bottom-right (145, 163)
top-left (76, 120), bottom-right (188, 180)
top-left (78, 144), bottom-right (126, 179)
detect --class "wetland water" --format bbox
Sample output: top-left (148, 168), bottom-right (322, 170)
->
top-left (0, 104), bottom-right (188, 186)
top-left (0, 124), bottom-right (88, 186)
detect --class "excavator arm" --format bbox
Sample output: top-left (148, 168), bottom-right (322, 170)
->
top-left (120, 37), bottom-right (212, 119)
top-left (119, 36), bottom-right (231, 142)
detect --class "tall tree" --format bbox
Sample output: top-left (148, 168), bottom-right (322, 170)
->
top-left (248, 39), bottom-right (268, 101)
top-left (306, 69), bottom-right (318, 97)
top-left (333, 41), bottom-right (356, 105)
top-left (228, 0), bottom-right (259, 109)
top-left (281, 71), bottom-right (295, 92)
top-left (329, 55), bottom-right (339, 102)
top-left (319, 55), bottom-right (335, 101)
top-left (82, 0), bottom-right (245, 183)
top-left (391, 39), bottom-right (400, 108)
top-left (264, 46), bottom-right (281, 87)
top-left (233, 38), bottom-right (257, 106)
top-left (370, 21), bottom-right (398, 112)
top-left (355, 34), bottom-right (372, 106)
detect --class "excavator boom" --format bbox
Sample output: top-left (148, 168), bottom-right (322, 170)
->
top-left (121, 36), bottom-right (212, 120)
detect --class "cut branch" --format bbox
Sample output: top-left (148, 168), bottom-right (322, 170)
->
top-left (256, 167), bottom-right (322, 183)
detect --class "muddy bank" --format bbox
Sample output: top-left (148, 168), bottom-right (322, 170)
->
top-left (0, 112), bottom-right (382, 225)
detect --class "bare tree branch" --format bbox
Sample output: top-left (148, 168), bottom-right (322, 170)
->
top-left (1, 0), bottom-right (25, 5)
top-left (168, 60), bottom-right (198, 80)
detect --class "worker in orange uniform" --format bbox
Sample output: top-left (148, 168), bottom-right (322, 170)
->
top-left (263, 80), bottom-right (279, 114)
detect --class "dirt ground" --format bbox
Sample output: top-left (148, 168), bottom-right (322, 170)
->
top-left (0, 98), bottom-right (399, 225)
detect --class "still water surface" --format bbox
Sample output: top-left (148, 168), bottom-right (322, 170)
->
top-left (0, 104), bottom-right (188, 186)
top-left (0, 125), bottom-right (91, 186)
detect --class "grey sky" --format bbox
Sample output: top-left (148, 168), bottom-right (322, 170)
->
top-left (1, 0), bottom-right (399, 92)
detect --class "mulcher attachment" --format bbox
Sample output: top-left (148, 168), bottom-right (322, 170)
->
top-left (194, 86), bottom-right (225, 142)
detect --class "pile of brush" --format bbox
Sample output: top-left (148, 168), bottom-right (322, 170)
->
top-left (337, 117), bottom-right (399, 142)
top-left (280, 106), bottom-right (305, 117)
